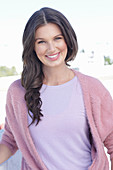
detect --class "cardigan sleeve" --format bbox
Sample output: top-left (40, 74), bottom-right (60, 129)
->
top-left (0, 118), bottom-right (18, 155)
top-left (101, 92), bottom-right (113, 160)
top-left (0, 86), bottom-right (18, 155)
top-left (104, 131), bottom-right (113, 160)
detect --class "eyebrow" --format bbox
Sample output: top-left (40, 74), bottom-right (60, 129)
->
top-left (35, 34), bottom-right (63, 41)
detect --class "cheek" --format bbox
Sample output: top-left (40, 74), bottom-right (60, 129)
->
top-left (59, 41), bottom-right (67, 52)
top-left (35, 46), bottom-right (46, 56)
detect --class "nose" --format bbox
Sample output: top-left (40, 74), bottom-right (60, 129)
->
top-left (47, 42), bottom-right (55, 54)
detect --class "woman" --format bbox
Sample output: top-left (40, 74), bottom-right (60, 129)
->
top-left (0, 7), bottom-right (113, 170)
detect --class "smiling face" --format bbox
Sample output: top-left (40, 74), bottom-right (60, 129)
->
top-left (34, 23), bottom-right (68, 69)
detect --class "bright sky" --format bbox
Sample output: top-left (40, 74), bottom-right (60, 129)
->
top-left (0, 0), bottom-right (113, 72)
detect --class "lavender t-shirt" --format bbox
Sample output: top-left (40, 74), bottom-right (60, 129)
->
top-left (28, 76), bottom-right (92, 170)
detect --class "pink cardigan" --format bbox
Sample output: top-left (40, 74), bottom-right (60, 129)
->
top-left (0, 70), bottom-right (113, 170)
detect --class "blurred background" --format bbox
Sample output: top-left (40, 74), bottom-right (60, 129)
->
top-left (0, 0), bottom-right (113, 124)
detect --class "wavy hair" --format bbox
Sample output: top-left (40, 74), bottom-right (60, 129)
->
top-left (21, 7), bottom-right (78, 126)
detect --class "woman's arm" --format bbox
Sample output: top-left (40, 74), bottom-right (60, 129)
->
top-left (0, 144), bottom-right (13, 164)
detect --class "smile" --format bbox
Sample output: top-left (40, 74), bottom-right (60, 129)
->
top-left (46, 53), bottom-right (59, 58)
top-left (45, 52), bottom-right (60, 61)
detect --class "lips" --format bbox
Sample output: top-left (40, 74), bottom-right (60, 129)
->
top-left (45, 52), bottom-right (60, 61)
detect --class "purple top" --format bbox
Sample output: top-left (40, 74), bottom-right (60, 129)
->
top-left (28, 76), bottom-right (92, 169)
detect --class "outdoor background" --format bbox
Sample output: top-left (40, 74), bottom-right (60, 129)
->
top-left (0, 0), bottom-right (113, 124)
top-left (0, 0), bottom-right (113, 167)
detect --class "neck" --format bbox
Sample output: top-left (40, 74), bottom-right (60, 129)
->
top-left (43, 65), bottom-right (75, 86)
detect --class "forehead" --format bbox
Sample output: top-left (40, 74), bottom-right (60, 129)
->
top-left (35, 23), bottom-right (62, 38)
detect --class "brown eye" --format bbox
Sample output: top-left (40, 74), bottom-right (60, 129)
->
top-left (55, 37), bottom-right (62, 40)
top-left (38, 41), bottom-right (46, 44)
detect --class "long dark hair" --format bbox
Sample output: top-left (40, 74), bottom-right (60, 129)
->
top-left (21, 7), bottom-right (78, 126)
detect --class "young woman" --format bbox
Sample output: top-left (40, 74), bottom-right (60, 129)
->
top-left (0, 7), bottom-right (113, 170)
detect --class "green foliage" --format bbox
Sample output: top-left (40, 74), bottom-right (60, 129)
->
top-left (104, 56), bottom-right (113, 65)
top-left (0, 66), bottom-right (18, 77)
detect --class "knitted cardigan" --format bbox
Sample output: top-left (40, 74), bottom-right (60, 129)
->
top-left (0, 70), bottom-right (113, 170)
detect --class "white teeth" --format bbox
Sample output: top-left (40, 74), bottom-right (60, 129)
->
top-left (47, 54), bottom-right (58, 58)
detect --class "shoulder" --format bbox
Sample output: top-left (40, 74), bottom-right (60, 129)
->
top-left (74, 70), bottom-right (103, 86)
top-left (81, 72), bottom-right (104, 87)
top-left (9, 79), bottom-right (24, 90)
top-left (74, 70), bottom-right (110, 97)
top-left (7, 79), bottom-right (26, 98)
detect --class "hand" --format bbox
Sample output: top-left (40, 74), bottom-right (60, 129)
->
top-left (0, 123), bottom-right (4, 130)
